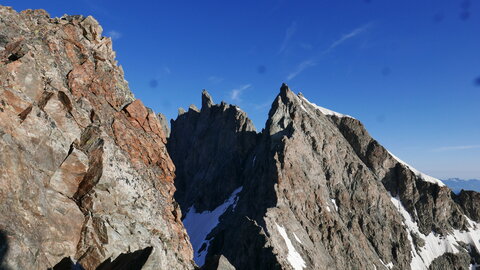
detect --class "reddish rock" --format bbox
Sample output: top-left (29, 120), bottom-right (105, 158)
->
top-left (0, 5), bottom-right (193, 270)
top-left (125, 99), bottom-right (149, 127)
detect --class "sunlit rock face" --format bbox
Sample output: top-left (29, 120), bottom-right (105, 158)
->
top-left (169, 84), bottom-right (480, 270)
top-left (0, 6), bottom-right (193, 270)
top-left (2, 4), bottom-right (480, 270)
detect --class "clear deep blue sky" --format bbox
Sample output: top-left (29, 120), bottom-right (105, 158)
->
top-left (4, 0), bottom-right (480, 179)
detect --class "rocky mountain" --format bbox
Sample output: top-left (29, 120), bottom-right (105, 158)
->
top-left (168, 84), bottom-right (480, 270)
top-left (2, 5), bottom-right (480, 270)
top-left (443, 178), bottom-right (480, 194)
top-left (0, 6), bottom-right (193, 270)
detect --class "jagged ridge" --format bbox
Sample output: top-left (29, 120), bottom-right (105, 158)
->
top-left (169, 83), bottom-right (480, 270)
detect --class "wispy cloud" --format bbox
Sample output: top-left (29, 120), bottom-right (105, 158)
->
top-left (286, 22), bottom-right (372, 81)
top-left (433, 145), bottom-right (480, 152)
top-left (107, 30), bottom-right (122, 40)
top-left (325, 23), bottom-right (372, 52)
top-left (162, 66), bottom-right (171, 75)
top-left (287, 60), bottom-right (316, 80)
top-left (208, 76), bottom-right (224, 84)
top-left (230, 84), bottom-right (251, 102)
top-left (278, 22), bottom-right (297, 54)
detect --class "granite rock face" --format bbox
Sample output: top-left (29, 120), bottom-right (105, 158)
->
top-left (169, 84), bottom-right (480, 270)
top-left (0, 6), bottom-right (193, 270)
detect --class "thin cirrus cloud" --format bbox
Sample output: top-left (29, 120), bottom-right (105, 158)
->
top-left (230, 84), bottom-right (252, 102)
top-left (286, 22), bottom-right (372, 81)
top-left (278, 22), bottom-right (297, 54)
top-left (286, 60), bottom-right (317, 81)
top-left (162, 66), bottom-right (171, 75)
top-left (208, 76), bottom-right (224, 84)
top-left (107, 30), bottom-right (122, 40)
top-left (433, 145), bottom-right (480, 152)
top-left (324, 23), bottom-right (372, 53)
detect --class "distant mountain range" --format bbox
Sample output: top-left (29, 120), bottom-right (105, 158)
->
top-left (443, 178), bottom-right (480, 193)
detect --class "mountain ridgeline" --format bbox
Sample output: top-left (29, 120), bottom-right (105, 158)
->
top-left (443, 178), bottom-right (480, 194)
top-left (1, 6), bottom-right (480, 270)
top-left (168, 85), bottom-right (480, 270)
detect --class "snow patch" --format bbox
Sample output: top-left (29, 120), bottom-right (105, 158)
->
top-left (275, 223), bottom-right (306, 270)
top-left (183, 187), bottom-right (243, 266)
top-left (293, 233), bottom-right (302, 244)
top-left (298, 95), bottom-right (353, 119)
top-left (390, 195), bottom-right (480, 269)
top-left (380, 259), bottom-right (394, 269)
top-left (331, 199), bottom-right (338, 211)
top-left (299, 103), bottom-right (308, 113)
top-left (326, 206), bottom-right (331, 212)
top-left (387, 150), bottom-right (445, 187)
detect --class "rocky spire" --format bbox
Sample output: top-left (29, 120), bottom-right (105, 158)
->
top-left (178, 107), bottom-right (186, 115)
top-left (189, 104), bottom-right (199, 112)
top-left (266, 83), bottom-right (300, 136)
top-left (202, 89), bottom-right (214, 109)
top-left (279, 82), bottom-right (290, 95)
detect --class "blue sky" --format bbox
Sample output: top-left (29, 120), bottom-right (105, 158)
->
top-left (4, 0), bottom-right (480, 179)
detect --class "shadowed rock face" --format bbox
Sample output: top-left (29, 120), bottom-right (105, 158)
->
top-left (169, 91), bottom-right (258, 214)
top-left (169, 84), bottom-right (480, 270)
top-left (0, 6), bottom-right (193, 270)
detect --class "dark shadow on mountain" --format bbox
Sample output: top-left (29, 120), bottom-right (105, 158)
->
top-left (201, 130), bottom-right (285, 270)
top-left (0, 230), bottom-right (10, 270)
top-left (168, 100), bottom-right (258, 213)
top-left (168, 91), bottom-right (286, 269)
top-left (48, 257), bottom-right (84, 270)
top-left (49, 246), bottom-right (152, 270)
top-left (453, 190), bottom-right (480, 222)
top-left (96, 246), bottom-right (153, 270)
